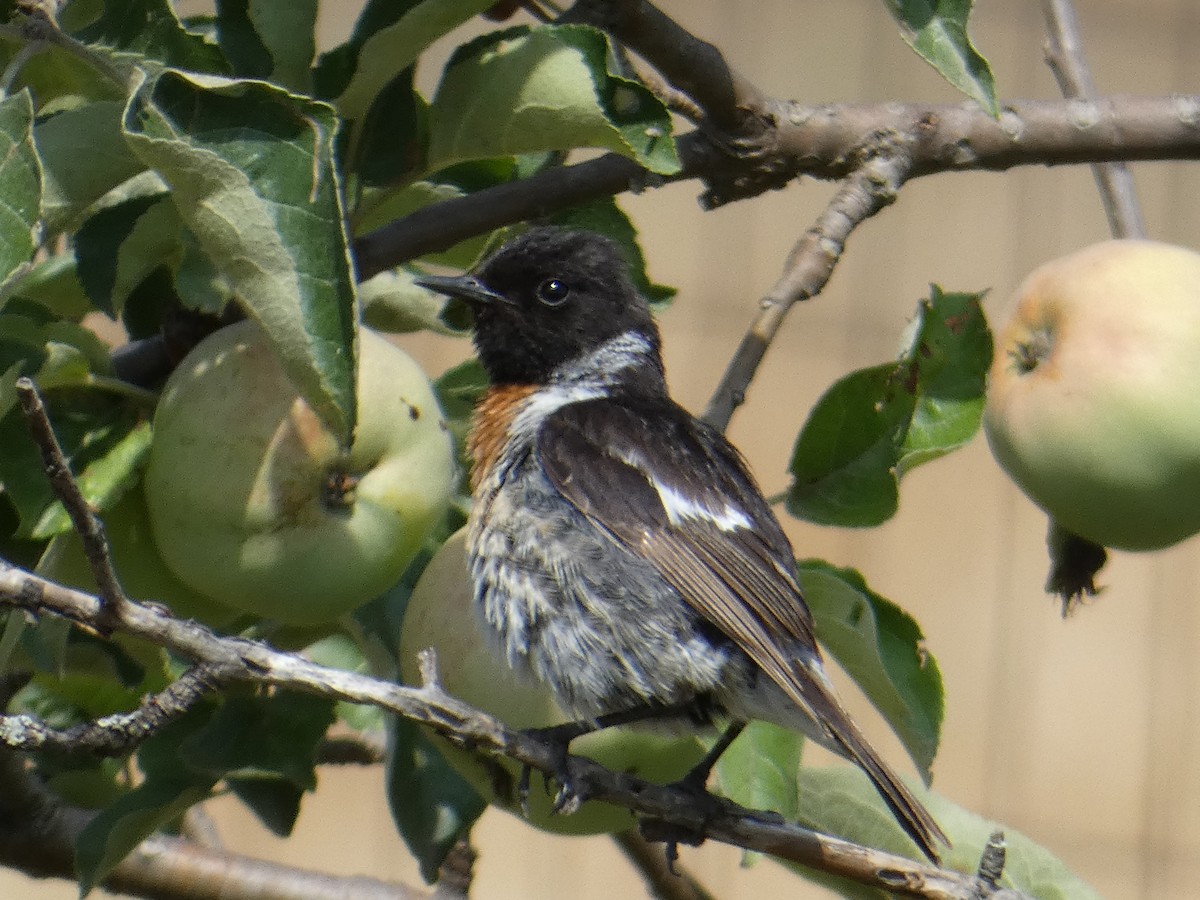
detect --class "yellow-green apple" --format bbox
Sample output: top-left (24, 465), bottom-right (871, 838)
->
top-left (399, 529), bottom-right (706, 835)
top-left (144, 321), bottom-right (456, 624)
top-left (985, 239), bottom-right (1200, 551)
top-left (38, 484), bottom-right (239, 627)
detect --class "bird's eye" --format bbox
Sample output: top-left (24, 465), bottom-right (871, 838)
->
top-left (536, 278), bottom-right (570, 307)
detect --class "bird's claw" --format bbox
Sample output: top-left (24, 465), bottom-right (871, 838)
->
top-left (518, 722), bottom-right (593, 818)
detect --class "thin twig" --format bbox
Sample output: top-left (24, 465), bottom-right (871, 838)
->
top-left (0, 664), bottom-right (221, 756)
top-left (613, 829), bottom-right (718, 900)
top-left (703, 135), bottom-right (917, 429)
top-left (0, 559), bottom-right (1011, 899)
top-left (15, 377), bottom-right (128, 620)
top-left (1041, 0), bottom-right (1146, 237)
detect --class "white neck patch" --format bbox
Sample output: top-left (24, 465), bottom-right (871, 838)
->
top-left (501, 330), bottom-right (656, 448)
top-left (550, 330), bottom-right (658, 387)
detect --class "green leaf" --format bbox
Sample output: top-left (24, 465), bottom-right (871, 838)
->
top-left (74, 0), bottom-right (230, 74)
top-left (76, 706), bottom-right (219, 891)
top-left (0, 38), bottom-right (125, 112)
top-left (75, 778), bottom-right (212, 891)
top-left (122, 69), bottom-right (358, 441)
top-left (787, 363), bottom-right (910, 526)
top-left (6, 255), bottom-right (92, 321)
top-left (16, 672), bottom-right (131, 727)
top-left (137, 702), bottom-right (219, 779)
top-left (387, 713), bottom-right (486, 883)
top-left (228, 777), bottom-right (304, 837)
top-left (427, 25), bottom-right (680, 175)
top-left (44, 758), bottom-right (127, 810)
top-left (0, 310), bottom-right (112, 411)
top-left (786, 288), bottom-right (990, 527)
top-left (361, 269), bottom-right (471, 336)
top-left (180, 691), bottom-right (335, 790)
top-left (322, 0), bottom-right (497, 120)
top-left (74, 193), bottom-right (181, 316)
top-left (798, 561), bottom-right (942, 782)
top-left (34, 101), bottom-right (160, 234)
top-left (172, 229), bottom-right (232, 314)
top-left (784, 767), bottom-right (1101, 898)
top-left (881, 0), bottom-right (997, 115)
top-left (0, 91), bottom-right (42, 298)
top-left (713, 721), bottom-right (801, 826)
top-left (215, 0), bottom-right (317, 92)
top-left (1, 605), bottom-right (71, 677)
top-left (897, 286), bottom-right (993, 473)
top-left (353, 69), bottom-right (427, 186)
top-left (434, 358), bottom-right (488, 479)
top-left (213, 0), bottom-right (273, 79)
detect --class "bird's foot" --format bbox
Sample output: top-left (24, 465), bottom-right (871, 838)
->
top-left (517, 719), bottom-right (599, 817)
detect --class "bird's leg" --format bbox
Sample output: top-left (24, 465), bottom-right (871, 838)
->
top-left (518, 701), bottom-right (700, 816)
top-left (650, 721), bottom-right (749, 872)
top-left (675, 720), bottom-right (746, 794)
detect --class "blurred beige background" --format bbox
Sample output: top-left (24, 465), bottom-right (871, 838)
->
top-left (8, 0), bottom-right (1200, 897)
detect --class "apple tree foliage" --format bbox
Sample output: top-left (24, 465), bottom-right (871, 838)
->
top-left (0, 1), bottom-right (1098, 897)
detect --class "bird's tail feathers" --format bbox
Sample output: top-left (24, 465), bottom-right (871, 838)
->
top-left (800, 665), bottom-right (949, 865)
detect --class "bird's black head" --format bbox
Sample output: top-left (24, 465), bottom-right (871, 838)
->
top-left (417, 227), bottom-right (662, 386)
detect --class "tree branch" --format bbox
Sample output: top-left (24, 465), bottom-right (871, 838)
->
top-left (0, 559), bottom-right (1019, 899)
top-left (0, 750), bottom-right (424, 900)
top-left (613, 829), bottom-right (718, 900)
top-left (703, 135), bottom-right (915, 429)
top-left (352, 95), bottom-right (1200, 279)
top-left (15, 377), bottom-right (127, 622)
top-left (0, 664), bottom-right (221, 755)
top-left (564, 0), bottom-right (771, 138)
top-left (1041, 0), bottom-right (1146, 238)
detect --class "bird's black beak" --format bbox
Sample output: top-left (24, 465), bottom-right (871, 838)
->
top-left (414, 273), bottom-right (513, 306)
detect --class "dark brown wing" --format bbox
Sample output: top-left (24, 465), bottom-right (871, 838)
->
top-left (537, 397), bottom-right (947, 861)
top-left (540, 397), bottom-right (815, 647)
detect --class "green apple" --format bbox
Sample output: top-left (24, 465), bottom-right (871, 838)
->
top-left (38, 484), bottom-right (239, 627)
top-left (985, 239), bottom-right (1200, 551)
top-left (399, 529), bottom-right (706, 835)
top-left (144, 321), bottom-right (456, 624)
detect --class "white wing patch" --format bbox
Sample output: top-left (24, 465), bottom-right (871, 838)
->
top-left (654, 482), bottom-right (751, 532)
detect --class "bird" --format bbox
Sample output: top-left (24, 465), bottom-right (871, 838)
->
top-left (415, 226), bottom-right (948, 863)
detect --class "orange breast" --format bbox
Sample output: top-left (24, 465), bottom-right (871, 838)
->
top-left (468, 384), bottom-right (538, 491)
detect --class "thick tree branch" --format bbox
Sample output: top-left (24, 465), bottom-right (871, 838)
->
top-left (1041, 0), bottom-right (1145, 238)
top-left (352, 95), bottom-right (1200, 279)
